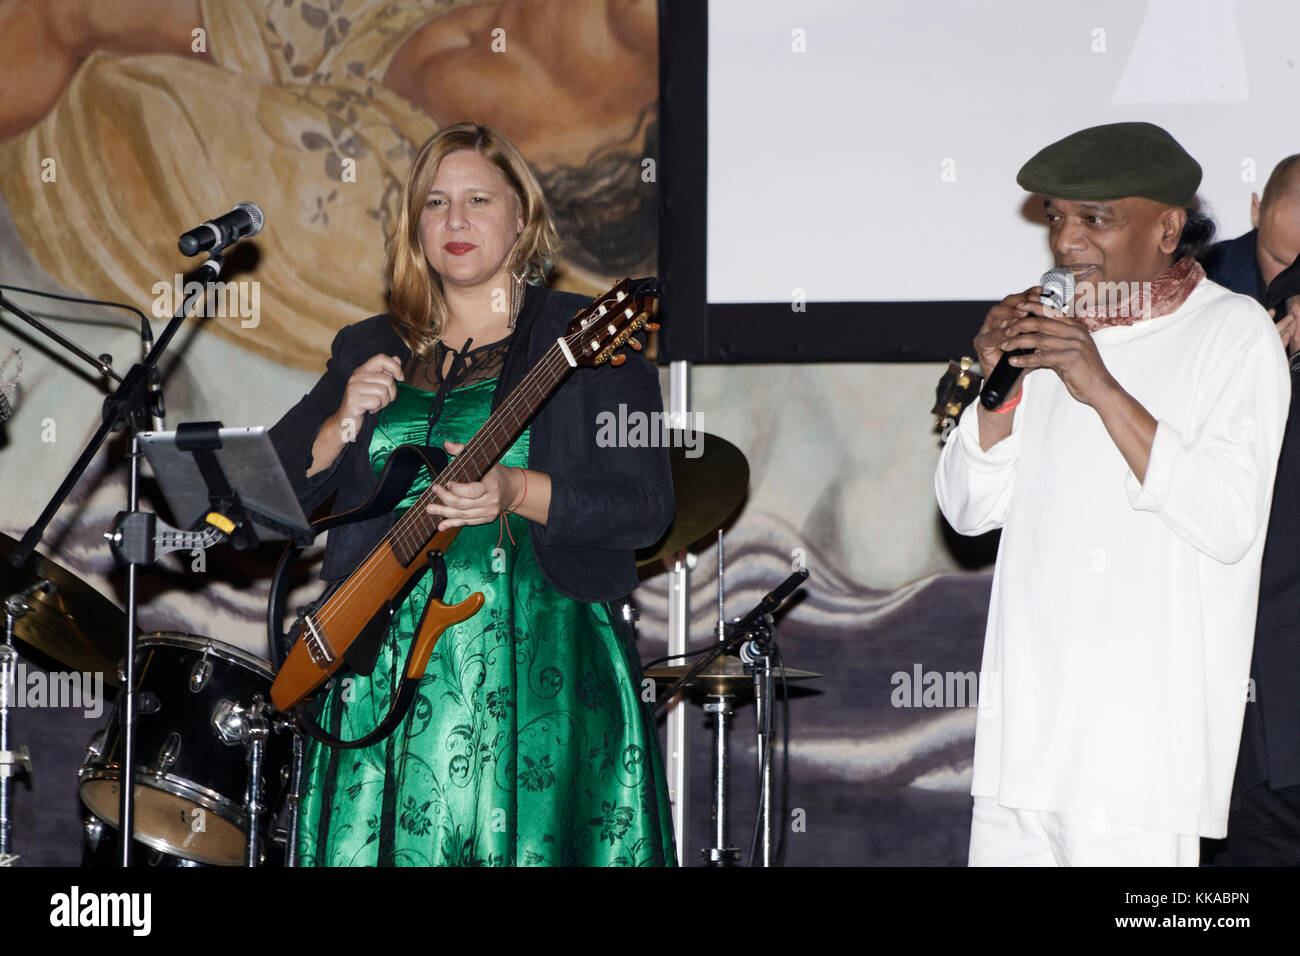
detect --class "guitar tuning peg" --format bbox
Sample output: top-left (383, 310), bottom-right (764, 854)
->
top-left (644, 321), bottom-right (660, 332)
top-left (627, 338), bottom-right (643, 351)
top-left (610, 353), bottom-right (627, 367)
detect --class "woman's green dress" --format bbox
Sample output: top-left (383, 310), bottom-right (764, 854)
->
top-left (295, 378), bottom-right (677, 866)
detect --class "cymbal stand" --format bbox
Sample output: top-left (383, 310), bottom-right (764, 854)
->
top-left (704, 531), bottom-right (739, 866)
top-left (740, 619), bottom-right (777, 867)
top-left (284, 728), bottom-right (305, 866)
top-left (1, 582), bottom-right (50, 863)
top-left (215, 694), bottom-right (294, 867)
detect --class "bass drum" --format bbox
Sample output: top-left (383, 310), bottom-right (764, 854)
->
top-left (79, 633), bottom-right (291, 866)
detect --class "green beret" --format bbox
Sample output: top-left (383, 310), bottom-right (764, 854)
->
top-left (1016, 122), bottom-right (1201, 207)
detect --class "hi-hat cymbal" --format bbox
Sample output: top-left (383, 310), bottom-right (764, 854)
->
top-left (1, 532), bottom-right (125, 683)
top-left (644, 656), bottom-right (821, 697)
top-left (637, 431), bottom-right (749, 566)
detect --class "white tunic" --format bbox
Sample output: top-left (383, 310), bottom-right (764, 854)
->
top-left (935, 278), bottom-right (1290, 838)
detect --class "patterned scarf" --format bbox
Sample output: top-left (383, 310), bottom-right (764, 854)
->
top-left (1071, 256), bottom-right (1205, 332)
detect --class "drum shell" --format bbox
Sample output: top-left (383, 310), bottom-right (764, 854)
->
top-left (79, 633), bottom-right (291, 866)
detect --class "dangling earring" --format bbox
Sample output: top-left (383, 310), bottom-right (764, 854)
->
top-left (508, 267), bottom-right (526, 330)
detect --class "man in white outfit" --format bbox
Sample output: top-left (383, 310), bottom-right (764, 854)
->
top-left (935, 122), bottom-right (1291, 866)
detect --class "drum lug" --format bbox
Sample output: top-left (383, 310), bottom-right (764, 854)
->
top-left (78, 729), bottom-right (107, 781)
top-left (190, 647), bottom-right (213, 692)
top-left (83, 815), bottom-right (106, 851)
top-left (157, 732), bottom-right (181, 771)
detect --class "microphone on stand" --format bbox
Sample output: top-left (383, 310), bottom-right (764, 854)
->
top-left (178, 202), bottom-right (264, 256)
top-left (978, 267), bottom-right (1076, 410)
top-left (0, 349), bottom-right (21, 425)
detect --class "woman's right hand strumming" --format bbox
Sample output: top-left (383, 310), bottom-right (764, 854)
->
top-left (307, 353), bottom-right (405, 477)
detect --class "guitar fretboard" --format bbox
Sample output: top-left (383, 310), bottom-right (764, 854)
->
top-left (387, 341), bottom-right (572, 566)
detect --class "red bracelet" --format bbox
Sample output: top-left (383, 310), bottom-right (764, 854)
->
top-left (506, 467), bottom-right (528, 513)
top-left (497, 468), bottom-right (528, 551)
top-left (993, 391), bottom-right (1023, 414)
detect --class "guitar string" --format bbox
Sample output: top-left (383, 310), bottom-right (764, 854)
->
top-left (306, 296), bottom-right (641, 650)
top-left (381, 292), bottom-right (641, 563)
top-left (311, 343), bottom-right (565, 635)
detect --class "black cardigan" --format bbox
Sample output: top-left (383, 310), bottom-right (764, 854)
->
top-left (267, 284), bottom-right (673, 603)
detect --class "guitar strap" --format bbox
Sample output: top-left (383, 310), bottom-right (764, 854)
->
top-left (268, 443), bottom-right (450, 666)
top-left (267, 444), bottom-right (451, 751)
top-left (489, 283), bottom-right (547, 414)
top-left (293, 548), bottom-right (449, 751)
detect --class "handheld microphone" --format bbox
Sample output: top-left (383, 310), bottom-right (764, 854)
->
top-left (978, 268), bottom-right (1075, 410)
top-left (178, 202), bottom-right (264, 256)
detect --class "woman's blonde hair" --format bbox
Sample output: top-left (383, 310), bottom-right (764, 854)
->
top-left (386, 123), bottom-right (560, 356)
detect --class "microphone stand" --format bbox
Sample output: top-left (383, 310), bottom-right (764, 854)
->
top-left (3, 254), bottom-right (225, 866)
top-left (653, 568), bottom-right (806, 866)
top-left (653, 568), bottom-right (807, 720)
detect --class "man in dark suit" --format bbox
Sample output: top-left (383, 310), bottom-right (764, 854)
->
top-left (1203, 155), bottom-right (1300, 865)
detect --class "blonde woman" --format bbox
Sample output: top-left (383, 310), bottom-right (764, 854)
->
top-left (270, 124), bottom-right (675, 866)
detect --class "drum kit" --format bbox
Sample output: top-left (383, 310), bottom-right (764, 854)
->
top-left (1, 256), bottom-right (819, 867)
top-left (1, 264), bottom-right (309, 869)
top-left (0, 419), bottom-right (820, 868)
top-left (1, 533), bottom-right (298, 868)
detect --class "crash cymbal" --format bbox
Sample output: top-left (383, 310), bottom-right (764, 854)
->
top-left (644, 656), bottom-right (821, 697)
top-left (1, 532), bottom-right (124, 683)
top-left (636, 431), bottom-right (749, 566)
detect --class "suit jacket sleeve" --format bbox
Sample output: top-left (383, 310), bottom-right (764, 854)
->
top-left (268, 323), bottom-right (357, 514)
top-left (537, 343), bottom-right (674, 551)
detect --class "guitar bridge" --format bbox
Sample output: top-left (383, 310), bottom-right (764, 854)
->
top-left (302, 614), bottom-right (337, 666)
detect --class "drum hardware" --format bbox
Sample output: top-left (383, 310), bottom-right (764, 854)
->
top-left (209, 692), bottom-right (280, 867)
top-left (284, 725), bottom-right (306, 867)
top-left (1, 579), bottom-right (53, 862)
top-left (239, 699), bottom-right (271, 868)
top-left (741, 623), bottom-right (778, 868)
top-left (156, 733), bottom-right (181, 772)
top-left (702, 696), bottom-right (740, 867)
top-left (650, 559), bottom-right (811, 867)
top-left (80, 634), bottom-right (295, 867)
top-left (190, 647), bottom-right (214, 692)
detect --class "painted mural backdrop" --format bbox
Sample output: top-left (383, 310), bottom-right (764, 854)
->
top-left (0, 0), bottom-right (990, 866)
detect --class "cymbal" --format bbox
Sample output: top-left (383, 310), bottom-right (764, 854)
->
top-left (0, 532), bottom-right (125, 683)
top-left (644, 656), bottom-right (821, 697)
top-left (636, 431), bottom-right (749, 566)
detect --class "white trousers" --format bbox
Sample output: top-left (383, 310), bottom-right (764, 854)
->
top-left (969, 796), bottom-right (1200, 867)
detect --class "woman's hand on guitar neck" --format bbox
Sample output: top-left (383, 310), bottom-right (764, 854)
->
top-left (307, 353), bottom-right (404, 477)
top-left (427, 441), bottom-right (551, 530)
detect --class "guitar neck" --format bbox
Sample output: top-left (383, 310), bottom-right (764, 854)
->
top-left (390, 340), bottom-right (574, 560)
